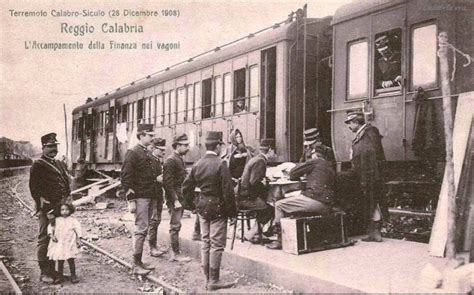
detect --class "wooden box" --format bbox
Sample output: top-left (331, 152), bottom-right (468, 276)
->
top-left (281, 212), bottom-right (349, 255)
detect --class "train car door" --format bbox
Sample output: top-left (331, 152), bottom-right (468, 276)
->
top-left (369, 6), bottom-right (406, 161)
top-left (259, 49), bottom-right (276, 149)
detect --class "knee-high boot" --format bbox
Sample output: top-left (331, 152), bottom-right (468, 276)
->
top-left (208, 252), bottom-right (235, 291)
top-left (201, 250), bottom-right (210, 289)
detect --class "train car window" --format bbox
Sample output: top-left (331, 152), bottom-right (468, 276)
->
top-left (137, 99), bottom-right (144, 123)
top-left (177, 87), bottom-right (186, 123)
top-left (163, 91), bottom-right (169, 126)
top-left (131, 102), bottom-right (136, 129)
top-left (144, 98), bottom-right (149, 123)
top-left (186, 85), bottom-right (194, 122)
top-left (233, 68), bottom-right (246, 113)
top-left (104, 110), bottom-right (110, 132)
top-left (107, 107), bottom-right (114, 132)
top-left (249, 65), bottom-right (259, 112)
top-left (78, 117), bottom-right (84, 139)
top-left (156, 94), bottom-right (163, 126)
top-left (127, 104), bottom-right (132, 123)
top-left (411, 23), bottom-right (437, 89)
top-left (170, 90), bottom-right (176, 124)
top-left (150, 96), bottom-right (156, 125)
top-left (374, 29), bottom-right (402, 93)
top-left (214, 76), bottom-right (223, 117)
top-left (121, 104), bottom-right (127, 123)
top-left (223, 74), bottom-right (232, 115)
top-left (202, 78), bottom-right (212, 119)
top-left (86, 113), bottom-right (93, 137)
top-left (347, 40), bottom-right (368, 99)
top-left (194, 82), bottom-right (202, 120)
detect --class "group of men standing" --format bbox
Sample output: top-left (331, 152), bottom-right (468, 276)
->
top-left (29, 109), bottom-right (386, 289)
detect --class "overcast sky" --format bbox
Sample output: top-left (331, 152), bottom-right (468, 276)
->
top-left (1, 0), bottom-right (352, 157)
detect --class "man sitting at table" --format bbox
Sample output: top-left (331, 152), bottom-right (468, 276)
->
top-left (237, 138), bottom-right (275, 244)
top-left (266, 145), bottom-right (336, 250)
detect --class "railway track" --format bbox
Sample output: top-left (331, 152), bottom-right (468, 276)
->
top-left (0, 174), bottom-right (184, 294)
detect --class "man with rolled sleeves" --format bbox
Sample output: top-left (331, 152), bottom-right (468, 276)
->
top-left (29, 133), bottom-right (70, 283)
top-left (147, 137), bottom-right (167, 257)
top-left (163, 134), bottom-right (192, 262)
top-left (344, 111), bottom-right (386, 242)
top-left (182, 131), bottom-right (237, 290)
top-left (121, 124), bottom-right (157, 275)
top-left (267, 145), bottom-right (336, 250)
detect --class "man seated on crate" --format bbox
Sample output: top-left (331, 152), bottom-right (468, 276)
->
top-left (266, 145), bottom-right (337, 250)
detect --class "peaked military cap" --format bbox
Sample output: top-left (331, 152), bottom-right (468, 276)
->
top-left (205, 131), bottom-right (224, 144)
top-left (375, 34), bottom-right (389, 49)
top-left (137, 124), bottom-right (155, 134)
top-left (312, 144), bottom-right (334, 161)
top-left (344, 111), bottom-right (364, 124)
top-left (41, 132), bottom-right (60, 146)
top-left (151, 138), bottom-right (166, 150)
top-left (173, 133), bottom-right (190, 145)
top-left (303, 128), bottom-right (320, 145)
top-left (260, 138), bottom-right (275, 149)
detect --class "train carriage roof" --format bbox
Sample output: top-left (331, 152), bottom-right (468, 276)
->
top-left (73, 17), bottom-right (330, 114)
top-left (332, 0), bottom-right (405, 25)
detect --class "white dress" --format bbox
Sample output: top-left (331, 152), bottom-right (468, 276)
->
top-left (47, 216), bottom-right (82, 260)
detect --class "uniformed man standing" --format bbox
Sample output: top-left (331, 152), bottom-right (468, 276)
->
top-left (147, 138), bottom-right (167, 257)
top-left (344, 111), bottom-right (386, 242)
top-left (121, 124), bottom-right (157, 275)
top-left (163, 134), bottom-right (192, 262)
top-left (182, 131), bottom-right (237, 290)
top-left (29, 133), bottom-right (70, 283)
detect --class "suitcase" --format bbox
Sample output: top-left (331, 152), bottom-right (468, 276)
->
top-left (281, 211), bottom-right (352, 255)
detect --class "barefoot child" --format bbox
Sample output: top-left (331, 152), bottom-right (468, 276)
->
top-left (47, 202), bottom-right (82, 283)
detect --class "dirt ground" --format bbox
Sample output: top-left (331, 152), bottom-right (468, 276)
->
top-left (0, 174), bottom-right (289, 293)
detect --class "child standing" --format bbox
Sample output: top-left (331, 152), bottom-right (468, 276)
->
top-left (47, 202), bottom-right (82, 283)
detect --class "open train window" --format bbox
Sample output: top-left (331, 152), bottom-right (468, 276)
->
top-left (234, 68), bottom-right (246, 113)
top-left (374, 29), bottom-right (402, 94)
top-left (223, 74), bottom-right (232, 115)
top-left (177, 87), bottom-right (186, 123)
top-left (121, 104), bottom-right (128, 123)
top-left (137, 99), bottom-right (144, 122)
top-left (156, 94), bottom-right (164, 125)
top-left (78, 117), bottom-right (84, 139)
top-left (347, 39), bottom-right (368, 99)
top-left (163, 91), bottom-right (169, 125)
top-left (214, 76), bottom-right (223, 117)
top-left (150, 96), bottom-right (156, 124)
top-left (411, 23), bottom-right (437, 90)
top-left (107, 107), bottom-right (114, 132)
top-left (194, 82), bottom-right (202, 120)
top-left (202, 78), bottom-right (212, 119)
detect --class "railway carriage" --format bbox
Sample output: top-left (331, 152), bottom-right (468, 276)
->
top-left (331, 0), bottom-right (473, 169)
top-left (71, 9), bottom-right (333, 171)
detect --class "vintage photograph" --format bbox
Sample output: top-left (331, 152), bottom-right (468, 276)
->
top-left (1, 0), bottom-right (473, 293)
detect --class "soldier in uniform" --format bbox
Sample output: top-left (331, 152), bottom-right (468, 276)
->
top-left (147, 138), bottom-right (167, 257)
top-left (121, 124), bottom-right (157, 275)
top-left (29, 133), bottom-right (70, 283)
top-left (163, 134), bottom-right (192, 262)
top-left (299, 128), bottom-right (334, 163)
top-left (238, 138), bottom-right (275, 243)
top-left (267, 145), bottom-right (336, 250)
top-left (344, 111), bottom-right (386, 242)
top-left (182, 131), bottom-right (237, 291)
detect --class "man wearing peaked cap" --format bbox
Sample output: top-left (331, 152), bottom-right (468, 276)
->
top-left (238, 138), bottom-right (274, 243)
top-left (300, 128), bottom-right (321, 163)
top-left (344, 110), bottom-right (386, 242)
top-left (147, 138), bottom-right (167, 257)
top-left (182, 131), bottom-right (236, 290)
top-left (163, 133), bottom-right (191, 262)
top-left (267, 139), bottom-right (337, 250)
top-left (121, 124), bottom-right (157, 275)
top-left (30, 132), bottom-right (70, 283)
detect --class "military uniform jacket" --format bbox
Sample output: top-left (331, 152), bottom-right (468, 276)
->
top-left (182, 153), bottom-right (236, 220)
top-left (289, 158), bottom-right (336, 205)
top-left (29, 155), bottom-right (71, 214)
top-left (163, 152), bottom-right (187, 205)
top-left (239, 153), bottom-right (267, 199)
top-left (150, 155), bottom-right (164, 201)
top-left (121, 144), bottom-right (156, 200)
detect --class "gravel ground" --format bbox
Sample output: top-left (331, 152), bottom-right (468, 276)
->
top-left (0, 174), bottom-right (289, 293)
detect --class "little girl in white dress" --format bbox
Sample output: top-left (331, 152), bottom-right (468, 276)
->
top-left (48, 202), bottom-right (82, 283)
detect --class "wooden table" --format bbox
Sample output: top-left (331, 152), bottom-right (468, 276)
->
top-left (267, 179), bottom-right (306, 204)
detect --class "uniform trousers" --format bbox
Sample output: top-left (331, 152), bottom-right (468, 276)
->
top-left (134, 198), bottom-right (159, 255)
top-left (168, 206), bottom-right (184, 253)
top-left (148, 198), bottom-right (163, 248)
top-left (37, 212), bottom-right (50, 262)
top-left (198, 215), bottom-right (227, 268)
top-left (274, 194), bottom-right (330, 224)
